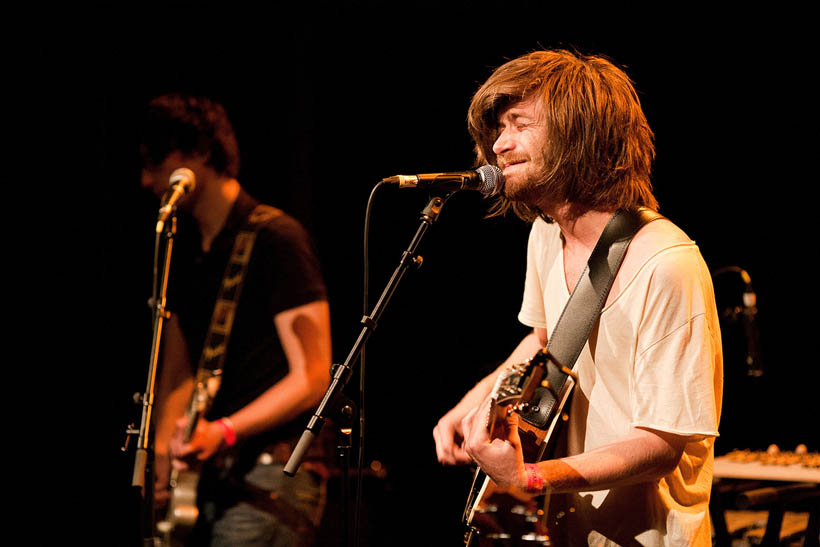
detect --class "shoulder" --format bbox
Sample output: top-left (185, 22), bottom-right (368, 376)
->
top-left (240, 205), bottom-right (323, 279)
top-left (621, 218), bottom-right (700, 277)
top-left (610, 217), bottom-right (711, 306)
top-left (630, 217), bottom-right (692, 257)
top-left (249, 206), bottom-right (314, 248)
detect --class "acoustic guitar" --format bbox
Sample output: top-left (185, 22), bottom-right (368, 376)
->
top-left (462, 348), bottom-right (576, 546)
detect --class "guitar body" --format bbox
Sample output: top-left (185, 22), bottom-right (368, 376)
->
top-left (156, 469), bottom-right (200, 546)
top-left (463, 352), bottom-right (576, 546)
top-left (156, 368), bottom-right (222, 547)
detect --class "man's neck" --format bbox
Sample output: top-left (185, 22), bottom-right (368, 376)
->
top-left (192, 177), bottom-right (241, 252)
top-left (549, 204), bottom-right (615, 252)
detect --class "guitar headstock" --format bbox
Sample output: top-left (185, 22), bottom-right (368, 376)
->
top-left (497, 350), bottom-right (549, 402)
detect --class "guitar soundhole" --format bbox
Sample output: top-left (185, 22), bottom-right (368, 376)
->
top-left (471, 492), bottom-right (550, 546)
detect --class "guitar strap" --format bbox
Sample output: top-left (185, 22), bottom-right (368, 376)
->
top-left (518, 207), bottom-right (663, 429)
top-left (196, 204), bottom-right (283, 377)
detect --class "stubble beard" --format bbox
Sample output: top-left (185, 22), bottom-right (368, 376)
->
top-left (498, 155), bottom-right (557, 211)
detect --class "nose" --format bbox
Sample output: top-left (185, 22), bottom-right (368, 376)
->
top-left (492, 128), bottom-right (514, 157)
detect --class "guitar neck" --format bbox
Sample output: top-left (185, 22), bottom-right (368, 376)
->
top-left (183, 407), bottom-right (200, 443)
top-left (183, 369), bottom-right (222, 443)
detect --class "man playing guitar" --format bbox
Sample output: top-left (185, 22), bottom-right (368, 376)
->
top-left (142, 93), bottom-right (333, 546)
top-left (433, 50), bottom-right (723, 546)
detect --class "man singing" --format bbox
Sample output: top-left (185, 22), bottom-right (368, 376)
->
top-left (433, 50), bottom-right (722, 546)
top-left (143, 93), bottom-right (332, 546)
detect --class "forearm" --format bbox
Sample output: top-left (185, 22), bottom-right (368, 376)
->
top-left (226, 299), bottom-right (331, 442)
top-left (533, 428), bottom-right (685, 494)
top-left (224, 367), bottom-right (329, 441)
top-left (166, 301), bottom-right (332, 462)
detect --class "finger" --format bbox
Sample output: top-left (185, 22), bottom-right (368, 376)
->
top-left (460, 406), bottom-right (479, 439)
top-left (452, 442), bottom-right (474, 465)
top-left (505, 410), bottom-right (521, 440)
top-left (174, 415), bottom-right (190, 432)
top-left (463, 403), bottom-right (493, 459)
top-left (188, 430), bottom-right (214, 462)
top-left (504, 413), bottom-right (526, 456)
top-left (471, 397), bottom-right (495, 442)
top-left (171, 457), bottom-right (189, 471)
top-left (433, 425), bottom-right (452, 464)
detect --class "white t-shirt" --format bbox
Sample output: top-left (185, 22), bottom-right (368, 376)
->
top-left (518, 217), bottom-right (723, 547)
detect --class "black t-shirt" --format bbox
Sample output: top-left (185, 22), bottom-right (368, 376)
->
top-left (167, 188), bottom-right (327, 449)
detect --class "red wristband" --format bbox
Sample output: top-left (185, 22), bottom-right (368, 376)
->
top-left (524, 463), bottom-right (544, 493)
top-left (216, 417), bottom-right (237, 447)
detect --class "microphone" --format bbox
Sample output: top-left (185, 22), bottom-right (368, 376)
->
top-left (381, 165), bottom-right (502, 195)
top-left (155, 168), bottom-right (196, 233)
top-left (741, 281), bottom-right (764, 377)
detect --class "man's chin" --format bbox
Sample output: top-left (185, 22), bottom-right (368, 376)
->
top-left (502, 180), bottom-right (538, 203)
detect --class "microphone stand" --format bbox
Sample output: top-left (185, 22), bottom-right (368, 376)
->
top-left (284, 192), bottom-right (453, 545)
top-left (126, 212), bottom-right (178, 546)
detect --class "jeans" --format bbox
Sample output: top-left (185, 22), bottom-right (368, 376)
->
top-left (194, 457), bottom-right (326, 547)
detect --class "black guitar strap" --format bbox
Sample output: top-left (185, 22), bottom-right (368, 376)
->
top-left (518, 207), bottom-right (663, 429)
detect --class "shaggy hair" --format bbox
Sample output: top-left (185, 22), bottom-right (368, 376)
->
top-left (468, 50), bottom-right (658, 221)
top-left (140, 93), bottom-right (240, 178)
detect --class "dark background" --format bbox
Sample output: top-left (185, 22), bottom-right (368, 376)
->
top-left (84, 3), bottom-right (813, 545)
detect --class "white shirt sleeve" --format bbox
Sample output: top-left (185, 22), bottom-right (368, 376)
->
top-left (630, 246), bottom-right (722, 437)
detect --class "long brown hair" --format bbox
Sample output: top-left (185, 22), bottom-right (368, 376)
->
top-left (468, 50), bottom-right (658, 221)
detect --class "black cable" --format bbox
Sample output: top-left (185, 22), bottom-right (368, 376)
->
top-left (353, 181), bottom-right (384, 546)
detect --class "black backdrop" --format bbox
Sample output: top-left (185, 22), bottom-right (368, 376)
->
top-left (86, 3), bottom-right (814, 545)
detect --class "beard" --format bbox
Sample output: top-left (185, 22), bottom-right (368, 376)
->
top-left (503, 173), bottom-right (542, 203)
top-left (497, 151), bottom-right (557, 208)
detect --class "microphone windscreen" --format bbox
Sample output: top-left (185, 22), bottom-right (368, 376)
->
top-left (476, 165), bottom-right (503, 195)
top-left (169, 167), bottom-right (196, 193)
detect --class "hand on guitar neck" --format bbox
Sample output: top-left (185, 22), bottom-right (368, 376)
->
top-left (461, 395), bottom-right (530, 492)
top-left (458, 348), bottom-right (575, 546)
top-left (155, 368), bottom-right (227, 546)
top-left (169, 415), bottom-right (232, 471)
top-left (461, 349), bottom-right (561, 493)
